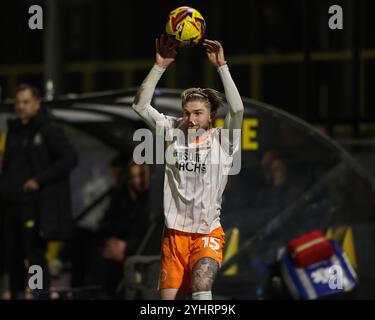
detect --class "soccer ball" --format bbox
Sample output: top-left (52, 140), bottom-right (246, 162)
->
top-left (165, 6), bottom-right (206, 48)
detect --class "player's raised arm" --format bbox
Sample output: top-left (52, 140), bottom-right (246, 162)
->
top-left (132, 35), bottom-right (177, 130)
top-left (203, 40), bottom-right (244, 149)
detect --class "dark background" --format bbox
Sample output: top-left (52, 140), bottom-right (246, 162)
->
top-left (0, 0), bottom-right (375, 300)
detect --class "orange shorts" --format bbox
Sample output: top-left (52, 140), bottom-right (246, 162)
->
top-left (158, 226), bottom-right (225, 292)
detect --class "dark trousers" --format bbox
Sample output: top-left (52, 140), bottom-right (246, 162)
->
top-left (2, 203), bottom-right (50, 298)
top-left (87, 246), bottom-right (124, 299)
top-left (71, 227), bottom-right (123, 299)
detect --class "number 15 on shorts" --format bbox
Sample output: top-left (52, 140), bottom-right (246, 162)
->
top-left (202, 237), bottom-right (220, 251)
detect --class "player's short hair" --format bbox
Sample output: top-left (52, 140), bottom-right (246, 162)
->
top-left (181, 87), bottom-right (222, 113)
top-left (15, 83), bottom-right (41, 100)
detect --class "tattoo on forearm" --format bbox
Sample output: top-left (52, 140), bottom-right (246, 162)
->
top-left (192, 257), bottom-right (219, 292)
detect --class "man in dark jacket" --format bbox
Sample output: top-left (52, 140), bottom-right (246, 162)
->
top-left (84, 158), bottom-right (150, 298)
top-left (99, 159), bottom-right (150, 257)
top-left (0, 84), bottom-right (78, 299)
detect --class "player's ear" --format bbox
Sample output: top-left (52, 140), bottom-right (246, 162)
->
top-left (209, 112), bottom-right (216, 122)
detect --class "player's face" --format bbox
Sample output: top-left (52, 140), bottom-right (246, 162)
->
top-left (15, 89), bottom-right (40, 121)
top-left (183, 101), bottom-right (214, 130)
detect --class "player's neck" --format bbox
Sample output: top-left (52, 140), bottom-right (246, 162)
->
top-left (188, 127), bottom-right (213, 145)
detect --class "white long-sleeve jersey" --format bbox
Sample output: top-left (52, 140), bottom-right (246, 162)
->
top-left (132, 64), bottom-right (244, 234)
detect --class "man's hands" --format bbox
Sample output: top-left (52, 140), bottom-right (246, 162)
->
top-left (155, 36), bottom-right (226, 69)
top-left (102, 238), bottom-right (127, 262)
top-left (155, 34), bottom-right (177, 69)
top-left (23, 178), bottom-right (40, 192)
top-left (203, 39), bottom-right (227, 68)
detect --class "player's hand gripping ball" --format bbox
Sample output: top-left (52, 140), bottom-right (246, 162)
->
top-left (165, 6), bottom-right (206, 48)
